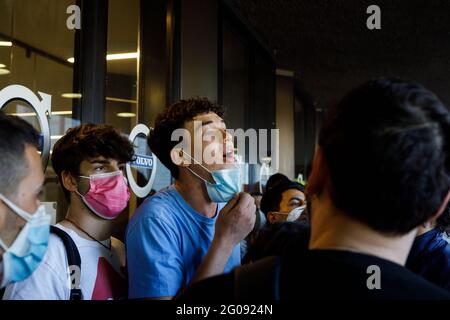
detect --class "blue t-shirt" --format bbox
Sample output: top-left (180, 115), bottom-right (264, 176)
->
top-left (126, 186), bottom-right (241, 298)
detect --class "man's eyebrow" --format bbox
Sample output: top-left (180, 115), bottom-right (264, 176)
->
top-left (90, 160), bottom-right (110, 164)
top-left (201, 119), bottom-right (225, 126)
top-left (290, 196), bottom-right (305, 201)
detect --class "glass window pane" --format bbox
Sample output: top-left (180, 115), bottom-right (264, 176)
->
top-left (0, 0), bottom-right (79, 223)
top-left (106, 0), bottom-right (139, 239)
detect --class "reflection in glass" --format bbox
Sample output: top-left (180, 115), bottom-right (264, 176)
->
top-left (0, 0), bottom-right (79, 221)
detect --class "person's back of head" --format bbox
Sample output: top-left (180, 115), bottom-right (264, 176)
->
top-left (287, 79), bottom-right (450, 299)
top-left (310, 78), bottom-right (450, 235)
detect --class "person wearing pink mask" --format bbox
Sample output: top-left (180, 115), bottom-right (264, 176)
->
top-left (3, 124), bottom-right (134, 300)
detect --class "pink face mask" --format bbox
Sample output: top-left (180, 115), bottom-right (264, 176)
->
top-left (76, 171), bottom-right (130, 220)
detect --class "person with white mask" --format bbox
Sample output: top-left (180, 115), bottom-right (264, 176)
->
top-left (3, 124), bottom-right (135, 300)
top-left (0, 111), bottom-right (50, 289)
top-left (260, 178), bottom-right (307, 224)
top-left (126, 98), bottom-right (256, 300)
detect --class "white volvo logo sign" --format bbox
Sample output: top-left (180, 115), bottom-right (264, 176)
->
top-left (0, 85), bottom-right (52, 170)
top-left (1, 85), bottom-right (157, 198)
top-left (126, 124), bottom-right (158, 198)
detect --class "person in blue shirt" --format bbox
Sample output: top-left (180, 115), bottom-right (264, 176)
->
top-left (406, 204), bottom-right (450, 291)
top-left (126, 98), bottom-right (256, 299)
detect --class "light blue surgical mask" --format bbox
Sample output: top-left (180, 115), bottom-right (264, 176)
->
top-left (0, 193), bottom-right (51, 288)
top-left (182, 151), bottom-right (242, 203)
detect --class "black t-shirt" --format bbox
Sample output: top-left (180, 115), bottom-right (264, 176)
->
top-left (179, 250), bottom-right (450, 300)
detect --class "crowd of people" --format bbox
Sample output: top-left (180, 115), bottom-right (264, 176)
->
top-left (0, 78), bottom-right (449, 300)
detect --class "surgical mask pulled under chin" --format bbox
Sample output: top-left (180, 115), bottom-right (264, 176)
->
top-left (0, 193), bottom-right (51, 288)
top-left (183, 152), bottom-right (242, 203)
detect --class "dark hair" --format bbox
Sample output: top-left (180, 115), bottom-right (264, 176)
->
top-left (51, 124), bottom-right (135, 200)
top-left (148, 98), bottom-right (225, 179)
top-left (319, 78), bottom-right (450, 235)
top-left (265, 173), bottom-right (290, 191)
top-left (250, 191), bottom-right (263, 197)
top-left (243, 221), bottom-right (310, 264)
top-left (0, 111), bottom-right (40, 196)
top-left (260, 180), bottom-right (305, 215)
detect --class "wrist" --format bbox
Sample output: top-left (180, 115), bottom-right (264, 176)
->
top-left (211, 235), bottom-right (235, 254)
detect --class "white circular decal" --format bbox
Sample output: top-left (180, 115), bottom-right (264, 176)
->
top-left (0, 85), bottom-right (52, 171)
top-left (126, 124), bottom-right (158, 198)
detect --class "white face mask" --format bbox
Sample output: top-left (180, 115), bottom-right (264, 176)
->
top-left (273, 205), bottom-right (306, 222)
top-left (286, 205), bottom-right (306, 222)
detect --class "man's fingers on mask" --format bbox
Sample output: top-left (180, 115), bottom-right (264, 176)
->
top-left (220, 193), bottom-right (240, 214)
top-left (233, 193), bottom-right (254, 213)
top-left (246, 198), bottom-right (256, 210)
top-left (241, 193), bottom-right (256, 208)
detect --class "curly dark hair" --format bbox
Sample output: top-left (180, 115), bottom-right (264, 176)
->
top-left (148, 97), bottom-right (225, 179)
top-left (319, 78), bottom-right (450, 235)
top-left (51, 124), bottom-right (135, 200)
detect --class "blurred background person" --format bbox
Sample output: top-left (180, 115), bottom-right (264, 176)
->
top-left (406, 203), bottom-right (450, 291)
top-left (0, 111), bottom-right (51, 289)
top-left (261, 179), bottom-right (306, 224)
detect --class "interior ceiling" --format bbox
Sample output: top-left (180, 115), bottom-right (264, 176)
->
top-left (232, 0), bottom-right (450, 110)
top-left (0, 0), bottom-right (138, 76)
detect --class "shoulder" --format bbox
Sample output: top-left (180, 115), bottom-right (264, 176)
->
top-left (34, 226), bottom-right (73, 280)
top-left (132, 187), bottom-right (181, 220)
top-left (177, 272), bottom-right (235, 301)
top-left (401, 270), bottom-right (450, 299)
top-left (44, 229), bottom-right (70, 271)
top-left (127, 187), bottom-right (182, 233)
top-left (2, 230), bottom-right (69, 300)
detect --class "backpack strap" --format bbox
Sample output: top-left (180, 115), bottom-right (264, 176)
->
top-left (50, 226), bottom-right (83, 300)
top-left (234, 256), bottom-right (281, 300)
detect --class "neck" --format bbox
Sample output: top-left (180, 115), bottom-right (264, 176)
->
top-left (309, 193), bottom-right (417, 266)
top-left (61, 194), bottom-right (112, 241)
top-left (175, 170), bottom-right (217, 218)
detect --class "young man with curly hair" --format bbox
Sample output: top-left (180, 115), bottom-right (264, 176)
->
top-left (126, 98), bottom-right (256, 299)
top-left (4, 124), bottom-right (134, 300)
